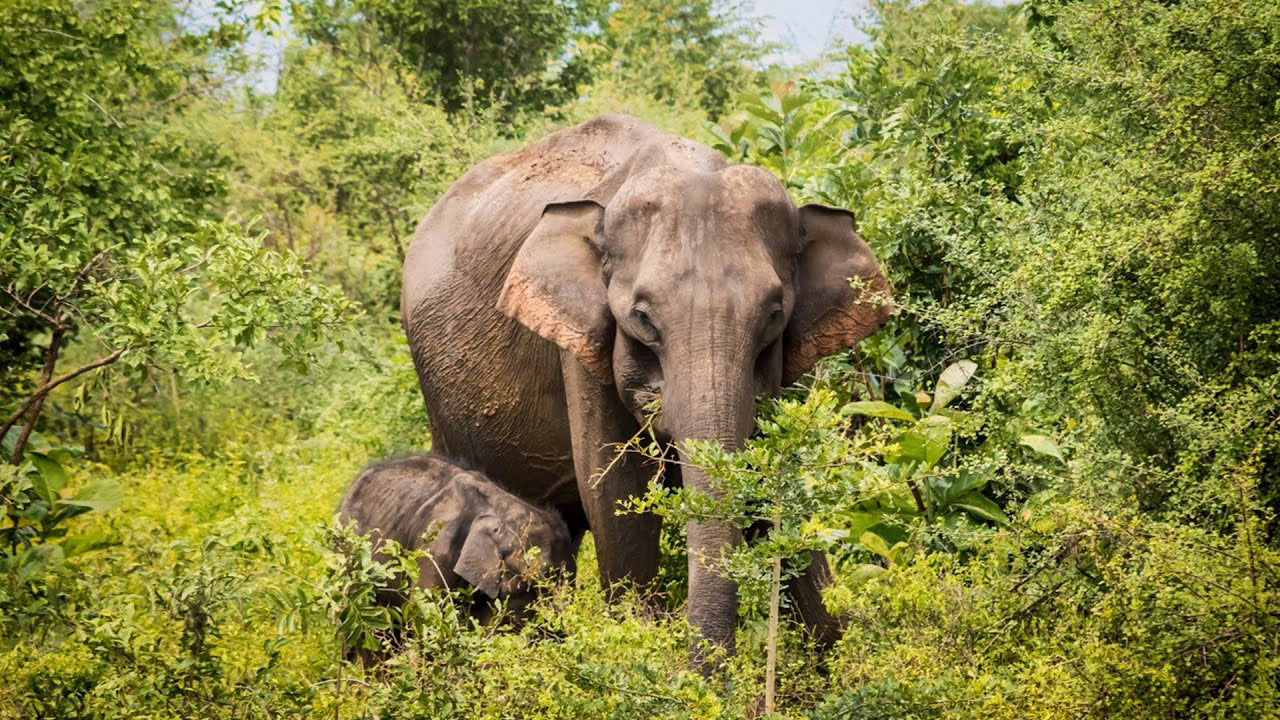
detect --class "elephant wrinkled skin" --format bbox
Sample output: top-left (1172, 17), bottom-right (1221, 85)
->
top-left (402, 113), bottom-right (890, 665)
top-left (339, 454), bottom-right (575, 624)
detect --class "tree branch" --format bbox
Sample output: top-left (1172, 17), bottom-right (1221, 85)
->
top-left (83, 93), bottom-right (123, 129)
top-left (906, 477), bottom-right (927, 516)
top-left (64, 244), bottom-right (118, 304)
top-left (7, 326), bottom-right (64, 463)
top-left (2, 347), bottom-right (126, 463)
top-left (2, 284), bottom-right (64, 329)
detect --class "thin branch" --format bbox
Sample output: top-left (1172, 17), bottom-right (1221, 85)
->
top-left (153, 78), bottom-right (227, 108)
top-left (65, 244), bottom-right (118, 303)
top-left (32, 244), bottom-right (117, 317)
top-left (2, 284), bottom-right (64, 328)
top-left (1, 348), bottom-right (127, 459)
top-left (29, 27), bottom-right (83, 41)
top-left (24, 281), bottom-right (46, 307)
top-left (83, 93), bottom-right (123, 129)
top-left (906, 477), bottom-right (927, 516)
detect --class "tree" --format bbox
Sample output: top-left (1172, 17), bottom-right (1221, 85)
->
top-left (591, 0), bottom-right (769, 119)
top-left (218, 33), bottom-right (492, 313)
top-left (0, 0), bottom-right (352, 463)
top-left (292, 0), bottom-right (596, 117)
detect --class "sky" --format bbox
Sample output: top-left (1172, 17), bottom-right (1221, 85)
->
top-left (750, 0), bottom-right (871, 67)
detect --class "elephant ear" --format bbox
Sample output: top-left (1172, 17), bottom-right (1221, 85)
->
top-left (783, 204), bottom-right (893, 386)
top-left (453, 520), bottom-right (509, 599)
top-left (498, 201), bottom-right (613, 383)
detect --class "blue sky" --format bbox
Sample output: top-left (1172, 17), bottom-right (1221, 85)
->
top-left (750, 0), bottom-right (870, 66)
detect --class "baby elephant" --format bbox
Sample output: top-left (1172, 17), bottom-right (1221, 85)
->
top-left (339, 454), bottom-right (575, 625)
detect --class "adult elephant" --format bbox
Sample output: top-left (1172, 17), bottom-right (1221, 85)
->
top-left (402, 114), bottom-right (890, 662)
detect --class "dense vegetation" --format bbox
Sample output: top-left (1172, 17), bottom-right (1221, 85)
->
top-left (2, 0), bottom-right (1277, 717)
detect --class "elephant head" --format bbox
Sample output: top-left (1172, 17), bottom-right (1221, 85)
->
top-left (447, 471), bottom-right (576, 623)
top-left (496, 162), bottom-right (890, 654)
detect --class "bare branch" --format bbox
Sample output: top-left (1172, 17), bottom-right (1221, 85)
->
top-left (6, 326), bottom-right (64, 462)
top-left (1, 347), bottom-right (127, 461)
top-left (30, 27), bottom-right (83, 42)
top-left (154, 77), bottom-right (228, 108)
top-left (83, 93), bottom-right (123, 129)
top-left (1, 284), bottom-right (64, 328)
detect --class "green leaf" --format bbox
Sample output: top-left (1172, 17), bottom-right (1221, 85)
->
top-left (927, 469), bottom-right (989, 506)
top-left (931, 360), bottom-right (977, 411)
top-left (842, 512), bottom-right (887, 539)
top-left (743, 97), bottom-right (783, 126)
top-left (25, 431), bottom-right (51, 453)
top-left (858, 530), bottom-right (892, 560)
top-left (952, 491), bottom-right (1009, 525)
top-left (59, 478), bottom-right (123, 512)
top-left (894, 415), bottom-right (952, 468)
top-left (17, 544), bottom-right (64, 583)
top-left (849, 563), bottom-right (886, 585)
top-left (842, 401), bottom-right (915, 422)
top-left (1020, 434), bottom-right (1064, 462)
top-left (29, 452), bottom-right (68, 493)
top-left (60, 532), bottom-right (119, 557)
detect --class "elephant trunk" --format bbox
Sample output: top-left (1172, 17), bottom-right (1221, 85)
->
top-left (663, 336), bottom-right (757, 669)
top-left (676, 446), bottom-right (742, 668)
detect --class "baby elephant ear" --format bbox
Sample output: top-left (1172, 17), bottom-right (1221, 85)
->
top-left (453, 523), bottom-right (504, 599)
top-left (498, 201), bottom-right (614, 383)
top-left (783, 204), bottom-right (893, 386)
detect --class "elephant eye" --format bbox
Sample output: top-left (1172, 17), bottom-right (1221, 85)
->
top-left (766, 304), bottom-right (785, 332)
top-left (632, 307), bottom-right (661, 345)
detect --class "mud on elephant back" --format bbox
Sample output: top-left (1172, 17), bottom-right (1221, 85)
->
top-left (401, 113), bottom-right (891, 669)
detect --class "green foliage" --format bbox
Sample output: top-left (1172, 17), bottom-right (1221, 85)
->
top-left (294, 0), bottom-right (596, 117)
top-left (627, 363), bottom-right (1005, 624)
top-left (0, 0), bottom-right (354, 461)
top-left (720, 0), bottom-right (1279, 715)
top-left (590, 0), bottom-right (769, 119)
top-left (218, 38), bottom-right (493, 313)
top-left (819, 511), bottom-right (1279, 719)
top-left (0, 431), bottom-right (120, 636)
top-left (718, 0), bottom-right (1280, 537)
top-left (4, 0), bottom-right (1280, 716)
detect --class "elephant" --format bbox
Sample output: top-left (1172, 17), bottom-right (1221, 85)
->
top-left (338, 454), bottom-right (575, 627)
top-left (401, 113), bottom-right (891, 664)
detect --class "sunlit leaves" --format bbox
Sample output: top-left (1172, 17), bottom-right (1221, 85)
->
top-left (843, 400), bottom-right (916, 422)
top-left (0, 431), bottom-right (121, 586)
top-left (1019, 434), bottom-right (1064, 462)
top-left (931, 359), bottom-right (977, 411)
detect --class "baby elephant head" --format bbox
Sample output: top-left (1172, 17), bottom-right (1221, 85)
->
top-left (448, 473), bottom-right (575, 621)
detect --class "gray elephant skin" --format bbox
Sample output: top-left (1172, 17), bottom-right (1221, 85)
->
top-left (402, 113), bottom-right (891, 662)
top-left (338, 454), bottom-right (575, 626)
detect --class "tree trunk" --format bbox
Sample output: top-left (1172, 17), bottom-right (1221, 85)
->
top-left (8, 326), bottom-right (64, 464)
top-left (764, 506), bottom-right (782, 714)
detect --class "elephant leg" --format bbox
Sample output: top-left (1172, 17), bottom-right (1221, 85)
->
top-left (787, 551), bottom-right (843, 650)
top-left (560, 351), bottom-right (661, 597)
